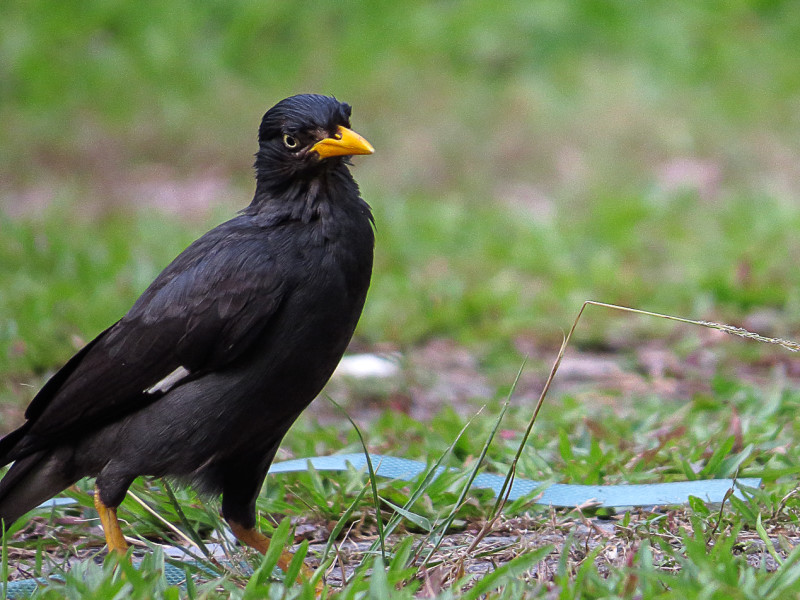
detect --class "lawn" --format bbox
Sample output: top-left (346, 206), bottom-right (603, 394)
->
top-left (2, 1), bottom-right (800, 598)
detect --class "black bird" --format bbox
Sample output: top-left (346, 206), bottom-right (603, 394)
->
top-left (0, 94), bottom-right (374, 572)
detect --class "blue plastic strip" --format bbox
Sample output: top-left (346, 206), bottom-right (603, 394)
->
top-left (268, 453), bottom-right (761, 507)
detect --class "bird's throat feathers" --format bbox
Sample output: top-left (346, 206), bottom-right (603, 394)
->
top-left (248, 164), bottom-right (368, 230)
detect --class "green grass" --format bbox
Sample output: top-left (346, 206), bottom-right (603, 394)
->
top-left (4, 374), bottom-right (800, 598)
top-left (4, 1), bottom-right (800, 201)
top-left (4, 0), bottom-right (800, 597)
top-left (3, 187), bottom-right (800, 379)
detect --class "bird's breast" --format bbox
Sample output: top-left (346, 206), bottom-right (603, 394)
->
top-left (234, 215), bottom-right (373, 412)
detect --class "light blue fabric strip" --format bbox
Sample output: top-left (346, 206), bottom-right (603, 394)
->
top-left (268, 453), bottom-right (761, 507)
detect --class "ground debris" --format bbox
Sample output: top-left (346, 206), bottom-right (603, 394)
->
top-left (303, 510), bottom-right (799, 588)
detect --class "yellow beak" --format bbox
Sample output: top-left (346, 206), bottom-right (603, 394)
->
top-left (311, 125), bottom-right (374, 159)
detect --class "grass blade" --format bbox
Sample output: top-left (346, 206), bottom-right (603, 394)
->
top-left (320, 482), bottom-right (370, 563)
top-left (421, 362), bottom-right (524, 566)
top-left (327, 396), bottom-right (386, 562)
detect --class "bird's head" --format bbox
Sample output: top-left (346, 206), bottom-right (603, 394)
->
top-left (254, 94), bottom-right (373, 189)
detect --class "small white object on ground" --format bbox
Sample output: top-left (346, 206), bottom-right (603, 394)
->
top-left (333, 353), bottom-right (401, 380)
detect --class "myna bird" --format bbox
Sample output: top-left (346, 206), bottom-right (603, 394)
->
top-left (0, 94), bottom-right (375, 574)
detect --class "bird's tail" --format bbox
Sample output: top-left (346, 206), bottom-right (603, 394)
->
top-left (0, 450), bottom-right (78, 527)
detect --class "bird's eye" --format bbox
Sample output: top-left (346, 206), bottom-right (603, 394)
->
top-left (283, 134), bottom-right (299, 149)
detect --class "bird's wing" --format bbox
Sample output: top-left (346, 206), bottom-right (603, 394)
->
top-left (22, 222), bottom-right (288, 441)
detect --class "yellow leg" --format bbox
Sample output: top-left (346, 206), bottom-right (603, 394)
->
top-left (229, 520), bottom-right (316, 582)
top-left (94, 491), bottom-right (128, 553)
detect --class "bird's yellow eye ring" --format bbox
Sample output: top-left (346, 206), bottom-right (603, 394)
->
top-left (283, 134), bottom-right (299, 149)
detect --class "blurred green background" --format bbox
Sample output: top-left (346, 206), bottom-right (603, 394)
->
top-left (2, 0), bottom-right (800, 407)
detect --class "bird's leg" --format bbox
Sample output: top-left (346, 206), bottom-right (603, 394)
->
top-left (228, 520), bottom-right (315, 579)
top-left (94, 491), bottom-right (128, 553)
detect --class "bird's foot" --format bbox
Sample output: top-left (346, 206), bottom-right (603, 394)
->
top-left (228, 520), bottom-right (318, 586)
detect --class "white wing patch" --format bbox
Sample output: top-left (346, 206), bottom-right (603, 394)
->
top-left (145, 366), bottom-right (191, 395)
